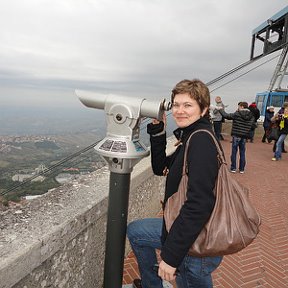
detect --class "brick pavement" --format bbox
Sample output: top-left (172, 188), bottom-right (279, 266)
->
top-left (122, 135), bottom-right (288, 287)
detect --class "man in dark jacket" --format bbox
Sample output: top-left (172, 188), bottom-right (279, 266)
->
top-left (218, 101), bottom-right (254, 173)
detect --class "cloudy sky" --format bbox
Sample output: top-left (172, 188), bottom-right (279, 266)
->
top-left (0, 0), bottom-right (287, 119)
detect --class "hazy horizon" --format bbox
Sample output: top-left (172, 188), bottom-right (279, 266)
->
top-left (0, 105), bottom-right (106, 136)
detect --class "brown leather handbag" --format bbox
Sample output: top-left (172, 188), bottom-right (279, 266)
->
top-left (164, 129), bottom-right (261, 257)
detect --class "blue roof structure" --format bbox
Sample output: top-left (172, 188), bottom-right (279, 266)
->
top-left (252, 5), bottom-right (288, 35)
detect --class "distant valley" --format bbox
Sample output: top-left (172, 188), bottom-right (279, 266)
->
top-left (0, 106), bottom-right (176, 204)
top-left (0, 130), bottom-right (106, 202)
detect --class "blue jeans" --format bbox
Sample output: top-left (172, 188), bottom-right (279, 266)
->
top-left (127, 218), bottom-right (223, 288)
top-left (274, 134), bottom-right (287, 159)
top-left (249, 129), bottom-right (255, 141)
top-left (230, 136), bottom-right (246, 171)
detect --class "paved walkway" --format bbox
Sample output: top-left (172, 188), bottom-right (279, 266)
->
top-left (122, 135), bottom-right (288, 288)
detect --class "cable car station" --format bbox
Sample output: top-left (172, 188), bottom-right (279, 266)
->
top-left (251, 6), bottom-right (288, 117)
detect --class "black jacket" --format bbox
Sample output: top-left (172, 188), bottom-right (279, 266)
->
top-left (278, 114), bottom-right (288, 135)
top-left (249, 106), bottom-right (260, 123)
top-left (220, 108), bottom-right (254, 138)
top-left (263, 110), bottom-right (274, 129)
top-left (149, 117), bottom-right (219, 267)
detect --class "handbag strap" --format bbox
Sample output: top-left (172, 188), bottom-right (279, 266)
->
top-left (182, 129), bottom-right (226, 174)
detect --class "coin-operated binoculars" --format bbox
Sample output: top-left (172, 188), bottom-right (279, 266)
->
top-left (75, 90), bottom-right (171, 288)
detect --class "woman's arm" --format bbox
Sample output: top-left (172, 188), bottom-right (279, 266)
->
top-left (147, 114), bottom-right (170, 176)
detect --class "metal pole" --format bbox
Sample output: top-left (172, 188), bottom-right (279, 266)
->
top-left (103, 172), bottom-right (131, 288)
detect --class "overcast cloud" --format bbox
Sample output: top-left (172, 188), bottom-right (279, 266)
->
top-left (0, 0), bottom-right (287, 114)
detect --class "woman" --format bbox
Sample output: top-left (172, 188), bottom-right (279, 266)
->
top-left (127, 79), bottom-right (223, 288)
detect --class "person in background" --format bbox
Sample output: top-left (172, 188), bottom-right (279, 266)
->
top-left (210, 96), bottom-right (225, 140)
top-left (272, 102), bottom-right (288, 153)
top-left (127, 79), bottom-right (223, 288)
top-left (218, 102), bottom-right (254, 173)
top-left (272, 106), bottom-right (288, 161)
top-left (248, 102), bottom-right (260, 143)
top-left (262, 106), bottom-right (275, 143)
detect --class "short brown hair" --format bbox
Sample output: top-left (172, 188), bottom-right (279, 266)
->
top-left (240, 102), bottom-right (248, 109)
top-left (171, 79), bottom-right (210, 115)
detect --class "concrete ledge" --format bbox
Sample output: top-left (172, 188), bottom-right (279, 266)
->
top-left (0, 137), bottom-right (176, 288)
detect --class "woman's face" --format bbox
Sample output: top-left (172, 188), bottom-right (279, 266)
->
top-left (172, 93), bottom-right (206, 128)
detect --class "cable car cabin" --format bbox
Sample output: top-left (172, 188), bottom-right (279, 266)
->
top-left (255, 90), bottom-right (288, 121)
top-left (250, 6), bottom-right (288, 60)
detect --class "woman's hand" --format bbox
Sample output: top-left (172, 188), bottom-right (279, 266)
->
top-left (147, 113), bottom-right (167, 136)
top-left (158, 260), bottom-right (177, 282)
top-left (152, 112), bottom-right (167, 126)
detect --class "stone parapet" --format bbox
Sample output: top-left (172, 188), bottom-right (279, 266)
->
top-left (0, 137), bottom-right (176, 288)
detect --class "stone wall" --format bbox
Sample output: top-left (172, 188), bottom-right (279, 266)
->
top-left (3, 123), bottom-right (284, 288)
top-left (0, 138), bottom-right (176, 288)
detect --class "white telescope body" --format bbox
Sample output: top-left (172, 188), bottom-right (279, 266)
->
top-left (76, 89), bottom-right (170, 120)
top-left (76, 89), bottom-right (171, 173)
